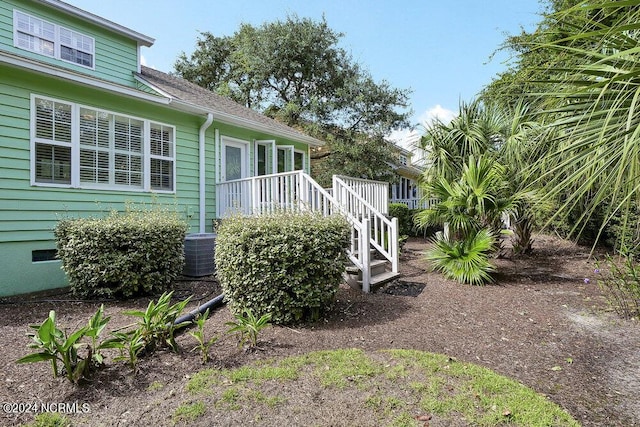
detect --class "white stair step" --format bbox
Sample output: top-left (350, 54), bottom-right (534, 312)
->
top-left (368, 271), bottom-right (401, 287)
top-left (354, 271), bottom-right (401, 291)
top-left (345, 259), bottom-right (388, 276)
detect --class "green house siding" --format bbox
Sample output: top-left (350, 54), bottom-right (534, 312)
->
top-left (0, 0), bottom-right (140, 87)
top-left (0, 65), bottom-right (211, 296)
top-left (0, 62), bottom-right (313, 297)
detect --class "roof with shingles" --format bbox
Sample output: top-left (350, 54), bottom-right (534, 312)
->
top-left (137, 66), bottom-right (324, 146)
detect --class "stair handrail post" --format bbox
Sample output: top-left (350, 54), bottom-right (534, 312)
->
top-left (361, 217), bottom-right (371, 293)
top-left (391, 216), bottom-right (399, 273)
top-left (250, 175), bottom-right (259, 215)
top-left (297, 170), bottom-right (307, 212)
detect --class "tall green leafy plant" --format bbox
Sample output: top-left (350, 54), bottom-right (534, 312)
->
top-left (226, 308), bottom-right (272, 349)
top-left (122, 291), bottom-right (191, 353)
top-left (17, 306), bottom-right (111, 383)
top-left (189, 309), bottom-right (218, 363)
top-left (426, 229), bottom-right (496, 285)
top-left (417, 155), bottom-right (531, 285)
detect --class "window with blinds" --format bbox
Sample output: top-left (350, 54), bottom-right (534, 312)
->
top-left (14, 10), bottom-right (95, 69)
top-left (32, 96), bottom-right (175, 192)
top-left (33, 98), bottom-right (71, 184)
top-left (150, 124), bottom-right (174, 191)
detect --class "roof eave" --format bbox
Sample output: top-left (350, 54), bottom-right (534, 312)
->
top-left (135, 74), bottom-right (324, 147)
top-left (34, 0), bottom-right (155, 47)
top-left (0, 52), bottom-right (169, 104)
top-left (171, 99), bottom-right (324, 146)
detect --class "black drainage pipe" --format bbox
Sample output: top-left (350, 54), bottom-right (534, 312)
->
top-left (174, 293), bottom-right (225, 325)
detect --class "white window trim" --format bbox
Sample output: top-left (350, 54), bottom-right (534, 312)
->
top-left (293, 148), bottom-right (306, 172)
top-left (14, 9), bottom-right (96, 70)
top-left (220, 136), bottom-right (249, 182)
top-left (255, 139), bottom-right (275, 176)
top-left (30, 94), bottom-right (176, 193)
top-left (276, 145), bottom-right (294, 173)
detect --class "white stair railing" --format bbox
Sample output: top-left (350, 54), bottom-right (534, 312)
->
top-left (334, 175), bottom-right (389, 214)
top-left (216, 171), bottom-right (377, 289)
top-left (333, 176), bottom-right (399, 274)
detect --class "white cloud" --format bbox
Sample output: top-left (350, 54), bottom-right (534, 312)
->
top-left (388, 105), bottom-right (457, 149)
top-left (140, 54), bottom-right (158, 70)
top-left (388, 128), bottom-right (421, 150)
top-left (418, 104), bottom-right (457, 127)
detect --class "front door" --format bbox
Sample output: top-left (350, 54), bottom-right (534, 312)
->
top-left (222, 139), bottom-right (247, 181)
top-left (219, 138), bottom-right (248, 216)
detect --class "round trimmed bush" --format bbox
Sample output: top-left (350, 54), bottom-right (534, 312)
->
top-left (55, 207), bottom-right (188, 299)
top-left (215, 212), bottom-right (350, 324)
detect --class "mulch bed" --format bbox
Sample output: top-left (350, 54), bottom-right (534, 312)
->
top-left (0, 234), bottom-right (638, 426)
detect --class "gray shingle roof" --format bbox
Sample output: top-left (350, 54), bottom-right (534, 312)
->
top-left (138, 66), bottom-right (323, 146)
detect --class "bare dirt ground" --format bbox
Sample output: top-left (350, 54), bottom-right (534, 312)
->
top-left (0, 234), bottom-right (638, 426)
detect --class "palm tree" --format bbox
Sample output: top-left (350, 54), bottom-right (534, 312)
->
top-left (528, 1), bottom-right (640, 244)
top-left (417, 155), bottom-right (532, 284)
top-left (419, 99), bottom-right (545, 255)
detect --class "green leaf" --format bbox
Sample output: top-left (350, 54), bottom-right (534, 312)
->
top-left (16, 352), bottom-right (57, 364)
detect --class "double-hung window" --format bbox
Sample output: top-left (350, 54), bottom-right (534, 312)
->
top-left (14, 10), bottom-right (95, 69)
top-left (32, 96), bottom-right (175, 192)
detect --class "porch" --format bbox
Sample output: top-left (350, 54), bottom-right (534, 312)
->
top-left (216, 171), bottom-right (400, 292)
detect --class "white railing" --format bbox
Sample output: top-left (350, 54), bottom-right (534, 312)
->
top-left (216, 171), bottom-right (379, 290)
top-left (334, 175), bottom-right (388, 215)
top-left (217, 171), bottom-right (337, 217)
top-left (333, 176), bottom-right (399, 276)
top-left (390, 197), bottom-right (440, 210)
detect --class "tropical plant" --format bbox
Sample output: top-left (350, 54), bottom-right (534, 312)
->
top-left (16, 307), bottom-right (111, 383)
top-left (226, 308), bottom-right (272, 349)
top-left (488, 0), bottom-right (640, 245)
top-left (122, 291), bottom-right (191, 354)
top-left (417, 155), bottom-right (522, 237)
top-left (85, 304), bottom-right (111, 366)
top-left (426, 229), bottom-right (496, 285)
top-left (105, 329), bottom-right (146, 372)
top-left (189, 309), bottom-right (218, 363)
top-left (417, 155), bottom-right (535, 284)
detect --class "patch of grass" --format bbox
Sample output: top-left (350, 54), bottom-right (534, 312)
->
top-left (226, 364), bottom-right (300, 384)
top-left (147, 380), bottom-right (164, 391)
top-left (185, 368), bottom-right (220, 394)
top-left (172, 401), bottom-right (205, 424)
top-left (21, 413), bottom-right (71, 427)
top-left (365, 393), bottom-right (384, 409)
top-left (180, 349), bottom-right (579, 426)
top-left (246, 390), bottom-right (287, 407)
top-left (384, 362), bottom-right (408, 380)
top-left (388, 349), bottom-right (579, 426)
top-left (298, 348), bottom-right (383, 388)
top-left (390, 411), bottom-right (421, 427)
top-left (216, 388), bottom-right (241, 410)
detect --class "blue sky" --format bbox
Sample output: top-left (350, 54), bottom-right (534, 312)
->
top-left (65, 0), bottom-right (543, 137)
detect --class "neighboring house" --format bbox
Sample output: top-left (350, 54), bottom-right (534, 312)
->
top-left (0, 0), bottom-right (398, 296)
top-left (390, 146), bottom-right (426, 210)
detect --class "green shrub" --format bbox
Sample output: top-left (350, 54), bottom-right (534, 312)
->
top-left (388, 203), bottom-right (412, 237)
top-left (215, 212), bottom-right (350, 324)
top-left (55, 206), bottom-right (188, 298)
top-left (596, 255), bottom-right (640, 320)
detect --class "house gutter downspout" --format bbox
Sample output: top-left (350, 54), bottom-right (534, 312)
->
top-left (199, 113), bottom-right (214, 233)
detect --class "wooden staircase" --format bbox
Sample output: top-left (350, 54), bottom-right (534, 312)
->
top-left (216, 171), bottom-right (400, 292)
top-left (344, 259), bottom-right (400, 291)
